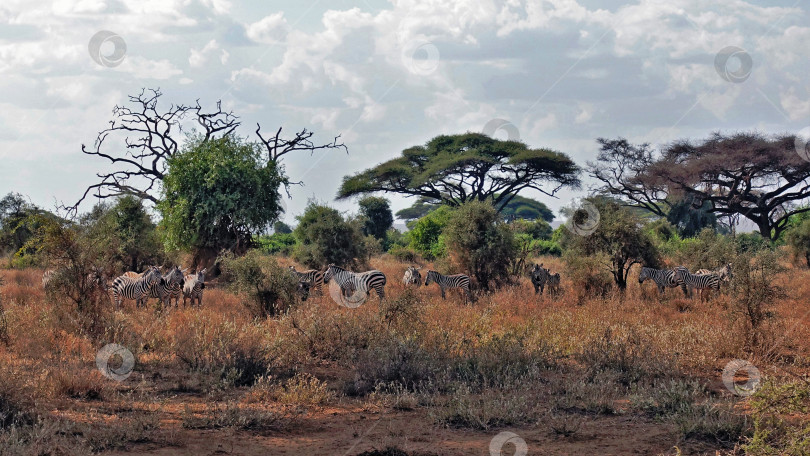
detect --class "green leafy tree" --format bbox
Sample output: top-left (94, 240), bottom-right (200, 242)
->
top-left (396, 194), bottom-right (555, 224)
top-left (443, 201), bottom-right (516, 291)
top-left (561, 198), bottom-right (659, 291)
top-left (407, 206), bottom-right (455, 259)
top-left (293, 202), bottom-right (368, 268)
top-left (159, 135), bottom-right (284, 266)
top-left (84, 196), bottom-right (163, 272)
top-left (358, 196), bottom-right (393, 240)
top-left (0, 193), bottom-right (62, 262)
top-left (339, 133), bottom-right (580, 211)
top-left (665, 196), bottom-right (718, 238)
top-left (273, 221), bottom-right (293, 234)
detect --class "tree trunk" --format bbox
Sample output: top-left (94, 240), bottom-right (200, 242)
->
top-left (805, 252), bottom-right (810, 269)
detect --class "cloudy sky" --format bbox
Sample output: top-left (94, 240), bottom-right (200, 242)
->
top-left (1, 0), bottom-right (808, 225)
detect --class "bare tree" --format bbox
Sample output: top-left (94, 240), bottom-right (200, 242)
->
top-left (66, 88), bottom-right (346, 214)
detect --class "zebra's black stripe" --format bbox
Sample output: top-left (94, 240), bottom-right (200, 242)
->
top-left (112, 266), bottom-right (162, 308)
top-left (424, 270), bottom-right (474, 303)
top-left (183, 268), bottom-right (207, 307)
top-left (289, 266), bottom-right (324, 293)
top-left (149, 266), bottom-right (185, 307)
top-left (403, 266), bottom-right (422, 287)
top-left (675, 266), bottom-right (720, 299)
top-left (323, 264), bottom-right (386, 301)
top-left (638, 267), bottom-right (687, 297)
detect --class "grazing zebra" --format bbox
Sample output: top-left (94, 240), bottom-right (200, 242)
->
top-left (149, 266), bottom-right (187, 307)
top-left (323, 264), bottom-right (386, 301)
top-left (424, 270), bottom-right (474, 303)
top-left (403, 266), bottom-right (422, 287)
top-left (112, 266), bottom-right (162, 308)
top-left (182, 268), bottom-right (207, 307)
top-left (638, 267), bottom-right (687, 297)
top-left (696, 263), bottom-right (733, 282)
top-left (529, 264), bottom-right (550, 295)
top-left (288, 266), bottom-right (324, 294)
top-left (548, 272), bottom-right (561, 296)
top-left (674, 266), bottom-right (720, 300)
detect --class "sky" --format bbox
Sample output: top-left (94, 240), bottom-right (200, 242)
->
top-left (1, 0), bottom-right (809, 227)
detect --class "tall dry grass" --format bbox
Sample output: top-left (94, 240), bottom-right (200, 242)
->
top-left (0, 254), bottom-right (808, 453)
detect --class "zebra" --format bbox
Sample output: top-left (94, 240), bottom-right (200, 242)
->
top-left (674, 266), bottom-right (720, 300)
top-left (548, 272), bottom-right (561, 296)
top-left (638, 267), bottom-right (687, 297)
top-left (696, 263), bottom-right (733, 282)
top-left (182, 268), bottom-right (207, 307)
top-left (288, 266), bottom-right (324, 294)
top-left (149, 266), bottom-right (187, 307)
top-left (323, 264), bottom-right (386, 301)
top-left (403, 266), bottom-right (422, 287)
top-left (529, 263), bottom-right (550, 295)
top-left (424, 270), bottom-right (474, 303)
top-left (112, 266), bottom-right (162, 308)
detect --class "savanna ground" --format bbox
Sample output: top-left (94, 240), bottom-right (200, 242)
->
top-left (1, 254), bottom-right (809, 456)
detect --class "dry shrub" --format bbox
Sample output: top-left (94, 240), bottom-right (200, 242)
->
top-left (271, 372), bottom-right (335, 407)
top-left (578, 326), bottom-right (677, 386)
top-left (170, 310), bottom-right (277, 387)
top-left (181, 402), bottom-right (300, 432)
top-left (429, 377), bottom-right (543, 430)
top-left (49, 367), bottom-right (109, 400)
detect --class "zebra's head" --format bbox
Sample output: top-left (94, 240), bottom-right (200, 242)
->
top-left (424, 270), bottom-right (437, 286)
top-left (166, 266), bottom-right (185, 286)
top-left (297, 280), bottom-right (311, 301)
top-left (638, 267), bottom-right (649, 283)
top-left (198, 268), bottom-right (207, 283)
top-left (674, 266), bottom-right (689, 280)
top-left (144, 265), bottom-right (162, 284)
top-left (323, 264), bottom-right (336, 283)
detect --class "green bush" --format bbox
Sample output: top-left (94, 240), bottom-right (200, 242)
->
top-left (745, 379), bottom-right (810, 455)
top-left (407, 206), bottom-right (454, 260)
top-left (786, 218), bottom-right (810, 267)
top-left (293, 202), bottom-right (369, 269)
top-left (256, 233), bottom-right (297, 256)
top-left (443, 201), bottom-right (515, 291)
top-left (219, 250), bottom-right (299, 317)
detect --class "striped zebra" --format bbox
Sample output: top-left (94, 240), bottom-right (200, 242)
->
top-left (424, 270), bottom-right (474, 303)
top-left (182, 268), bottom-right (206, 307)
top-left (529, 263), bottom-right (550, 295)
top-left (403, 266), bottom-right (422, 287)
top-left (674, 266), bottom-right (720, 300)
top-left (638, 267), bottom-right (687, 297)
top-left (149, 266), bottom-right (187, 307)
top-left (112, 266), bottom-right (162, 308)
top-left (323, 264), bottom-right (386, 301)
top-left (288, 266), bottom-right (324, 294)
top-left (121, 271), bottom-right (143, 279)
top-left (696, 263), bottom-right (733, 282)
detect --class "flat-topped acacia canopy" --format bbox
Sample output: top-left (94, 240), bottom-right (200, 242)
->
top-left (337, 133), bottom-right (581, 211)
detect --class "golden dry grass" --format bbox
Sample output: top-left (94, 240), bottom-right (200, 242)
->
top-left (0, 254), bottom-right (808, 455)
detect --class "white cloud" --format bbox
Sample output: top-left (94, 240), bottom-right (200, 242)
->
top-left (780, 87), bottom-right (810, 121)
top-left (117, 56), bottom-right (183, 80)
top-left (574, 102), bottom-right (594, 124)
top-left (189, 40), bottom-right (228, 68)
top-left (246, 12), bottom-right (289, 44)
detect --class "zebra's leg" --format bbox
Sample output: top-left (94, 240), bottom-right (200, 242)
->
top-left (440, 286), bottom-right (446, 300)
top-left (533, 283), bottom-right (539, 294)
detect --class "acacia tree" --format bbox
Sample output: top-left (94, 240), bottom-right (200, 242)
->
top-left (395, 194), bottom-right (555, 223)
top-left (649, 132), bottom-right (810, 241)
top-left (590, 133), bottom-right (810, 241)
top-left (67, 88), bottom-right (345, 213)
top-left (338, 133), bottom-right (580, 211)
